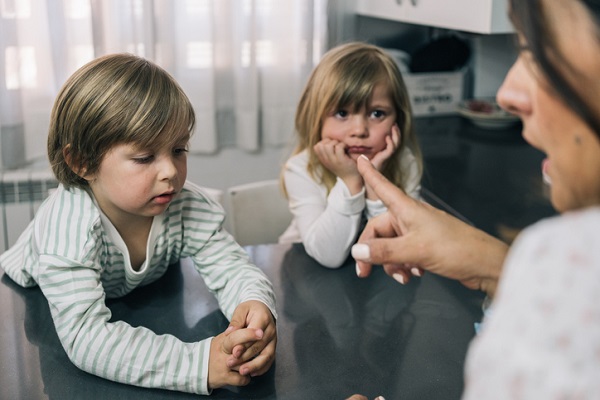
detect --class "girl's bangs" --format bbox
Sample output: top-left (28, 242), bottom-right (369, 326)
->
top-left (329, 62), bottom-right (387, 112)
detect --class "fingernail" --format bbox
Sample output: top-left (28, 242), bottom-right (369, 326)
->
top-left (392, 273), bottom-right (405, 284)
top-left (355, 262), bottom-right (361, 277)
top-left (256, 329), bottom-right (264, 339)
top-left (351, 243), bottom-right (370, 261)
top-left (359, 154), bottom-right (369, 162)
top-left (411, 267), bottom-right (421, 277)
top-left (225, 326), bottom-right (234, 333)
top-left (375, 396), bottom-right (386, 400)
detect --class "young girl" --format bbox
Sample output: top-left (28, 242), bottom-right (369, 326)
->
top-left (0, 53), bottom-right (277, 395)
top-left (279, 42), bottom-right (423, 268)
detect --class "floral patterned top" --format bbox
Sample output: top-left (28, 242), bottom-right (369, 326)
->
top-left (463, 207), bottom-right (600, 399)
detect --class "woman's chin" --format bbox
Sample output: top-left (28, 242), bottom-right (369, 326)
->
top-left (549, 188), bottom-right (578, 214)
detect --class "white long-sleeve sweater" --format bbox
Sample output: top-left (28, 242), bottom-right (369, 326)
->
top-left (279, 147), bottom-right (421, 268)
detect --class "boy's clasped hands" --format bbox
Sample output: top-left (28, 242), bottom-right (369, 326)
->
top-left (208, 300), bottom-right (277, 390)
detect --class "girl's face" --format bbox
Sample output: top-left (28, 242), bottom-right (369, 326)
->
top-left (86, 135), bottom-right (189, 226)
top-left (496, 0), bottom-right (600, 212)
top-left (321, 83), bottom-right (397, 161)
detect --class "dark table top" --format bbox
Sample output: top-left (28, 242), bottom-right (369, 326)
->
top-left (0, 116), bottom-right (555, 400)
top-left (0, 243), bottom-right (483, 400)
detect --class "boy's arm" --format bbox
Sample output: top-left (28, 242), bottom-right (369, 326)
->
top-left (182, 189), bottom-right (277, 320)
top-left (188, 226), bottom-right (277, 320)
top-left (38, 256), bottom-right (214, 394)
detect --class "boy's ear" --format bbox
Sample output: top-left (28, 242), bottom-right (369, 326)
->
top-left (63, 145), bottom-right (93, 181)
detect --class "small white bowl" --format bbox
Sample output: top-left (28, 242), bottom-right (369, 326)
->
top-left (458, 98), bottom-right (520, 129)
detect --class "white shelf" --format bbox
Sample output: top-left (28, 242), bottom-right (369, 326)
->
top-left (356, 0), bottom-right (513, 34)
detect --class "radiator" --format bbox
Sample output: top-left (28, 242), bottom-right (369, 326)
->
top-left (0, 167), bottom-right (58, 253)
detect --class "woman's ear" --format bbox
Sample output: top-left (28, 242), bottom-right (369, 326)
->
top-left (63, 144), bottom-right (93, 181)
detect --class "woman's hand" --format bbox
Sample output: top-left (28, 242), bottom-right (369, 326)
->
top-left (314, 138), bottom-right (363, 194)
top-left (352, 155), bottom-right (507, 297)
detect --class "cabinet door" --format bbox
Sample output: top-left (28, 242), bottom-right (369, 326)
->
top-left (406, 0), bottom-right (512, 33)
top-left (356, 0), bottom-right (407, 21)
top-left (356, 0), bottom-right (513, 34)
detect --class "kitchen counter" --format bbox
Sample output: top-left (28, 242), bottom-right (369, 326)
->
top-left (415, 116), bottom-right (555, 243)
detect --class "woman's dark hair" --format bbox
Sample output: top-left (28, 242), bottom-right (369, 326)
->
top-left (509, 0), bottom-right (600, 139)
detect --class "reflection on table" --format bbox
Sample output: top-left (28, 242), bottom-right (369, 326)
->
top-left (0, 242), bottom-right (483, 400)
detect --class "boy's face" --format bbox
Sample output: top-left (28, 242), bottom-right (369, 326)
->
top-left (86, 136), bottom-right (189, 225)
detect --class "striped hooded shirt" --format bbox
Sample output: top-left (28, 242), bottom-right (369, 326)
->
top-left (0, 181), bottom-right (277, 394)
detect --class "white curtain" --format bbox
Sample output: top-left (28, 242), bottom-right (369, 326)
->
top-left (0, 0), bottom-right (327, 168)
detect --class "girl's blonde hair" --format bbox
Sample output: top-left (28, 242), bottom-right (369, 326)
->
top-left (48, 53), bottom-right (195, 189)
top-left (290, 41), bottom-right (422, 192)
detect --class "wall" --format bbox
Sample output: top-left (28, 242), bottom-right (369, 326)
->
top-left (186, 146), bottom-right (290, 192)
top-left (470, 34), bottom-right (517, 98)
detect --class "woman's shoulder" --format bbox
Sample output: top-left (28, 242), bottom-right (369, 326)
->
top-left (519, 207), bottom-right (600, 241)
top-left (467, 207), bottom-right (600, 400)
top-left (504, 207), bottom-right (600, 277)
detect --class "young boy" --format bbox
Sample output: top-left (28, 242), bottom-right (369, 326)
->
top-left (0, 53), bottom-right (277, 395)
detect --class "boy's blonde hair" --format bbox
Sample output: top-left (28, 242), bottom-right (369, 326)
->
top-left (291, 41), bottom-right (422, 192)
top-left (48, 53), bottom-right (195, 189)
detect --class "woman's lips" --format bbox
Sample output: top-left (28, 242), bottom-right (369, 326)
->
top-left (542, 159), bottom-right (552, 185)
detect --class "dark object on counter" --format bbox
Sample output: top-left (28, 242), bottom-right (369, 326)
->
top-left (410, 36), bottom-right (470, 73)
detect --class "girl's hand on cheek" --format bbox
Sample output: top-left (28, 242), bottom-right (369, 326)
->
top-left (314, 139), bottom-right (354, 175)
top-left (314, 139), bottom-right (362, 194)
top-left (371, 124), bottom-right (401, 171)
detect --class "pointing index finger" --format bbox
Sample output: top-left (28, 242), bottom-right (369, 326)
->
top-left (357, 155), bottom-right (412, 214)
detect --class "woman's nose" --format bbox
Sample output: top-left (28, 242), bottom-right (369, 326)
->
top-left (496, 57), bottom-right (531, 117)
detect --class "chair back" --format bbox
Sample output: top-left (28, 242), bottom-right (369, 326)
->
top-left (226, 179), bottom-right (292, 246)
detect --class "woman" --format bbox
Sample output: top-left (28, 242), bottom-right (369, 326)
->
top-left (350, 0), bottom-right (600, 398)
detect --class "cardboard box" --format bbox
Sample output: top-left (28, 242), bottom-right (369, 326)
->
top-left (403, 69), bottom-right (466, 116)
top-left (384, 48), bottom-right (467, 116)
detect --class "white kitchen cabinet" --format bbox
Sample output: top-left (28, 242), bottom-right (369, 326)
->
top-left (356, 0), bottom-right (513, 34)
